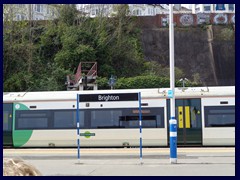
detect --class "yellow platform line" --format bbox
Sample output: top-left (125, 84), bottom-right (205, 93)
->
top-left (3, 148), bottom-right (235, 155)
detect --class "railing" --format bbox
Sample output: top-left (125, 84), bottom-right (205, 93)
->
top-left (79, 62), bottom-right (97, 80)
top-left (66, 62), bottom-right (97, 86)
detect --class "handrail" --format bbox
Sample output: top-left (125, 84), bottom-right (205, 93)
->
top-left (66, 62), bottom-right (97, 86)
top-left (87, 62), bottom-right (97, 77)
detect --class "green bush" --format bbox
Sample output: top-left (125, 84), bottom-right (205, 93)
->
top-left (97, 75), bottom-right (200, 90)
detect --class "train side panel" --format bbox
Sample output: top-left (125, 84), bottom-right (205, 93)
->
top-left (12, 99), bottom-right (168, 147)
top-left (202, 97), bottom-right (235, 146)
top-left (21, 129), bottom-right (168, 147)
top-left (4, 86), bottom-right (235, 147)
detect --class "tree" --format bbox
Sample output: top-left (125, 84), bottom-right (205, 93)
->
top-left (59, 4), bottom-right (78, 26)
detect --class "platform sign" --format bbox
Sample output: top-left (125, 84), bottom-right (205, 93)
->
top-left (79, 93), bottom-right (138, 102)
top-left (168, 90), bottom-right (173, 98)
top-left (76, 92), bottom-right (143, 164)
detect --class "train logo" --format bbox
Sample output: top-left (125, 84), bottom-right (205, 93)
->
top-left (80, 131), bottom-right (95, 138)
top-left (15, 104), bottom-right (20, 109)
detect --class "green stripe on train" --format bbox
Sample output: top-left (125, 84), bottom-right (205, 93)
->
top-left (13, 103), bottom-right (33, 147)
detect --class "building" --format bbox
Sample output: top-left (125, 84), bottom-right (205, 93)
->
top-left (77, 4), bottom-right (115, 17)
top-left (128, 4), bottom-right (169, 16)
top-left (77, 4), bottom-right (195, 17)
top-left (192, 4), bottom-right (235, 14)
top-left (3, 4), bottom-right (60, 21)
top-left (77, 4), bottom-right (170, 17)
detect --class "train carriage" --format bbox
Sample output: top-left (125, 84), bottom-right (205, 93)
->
top-left (3, 86), bottom-right (235, 148)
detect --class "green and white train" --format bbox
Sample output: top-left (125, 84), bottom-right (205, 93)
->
top-left (3, 86), bottom-right (235, 148)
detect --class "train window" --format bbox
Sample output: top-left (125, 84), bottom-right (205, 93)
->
top-left (88, 107), bottom-right (164, 129)
top-left (15, 110), bottom-right (50, 130)
top-left (204, 106), bottom-right (235, 127)
top-left (14, 107), bottom-right (164, 130)
top-left (52, 110), bottom-right (85, 129)
top-left (16, 118), bottom-right (48, 129)
top-left (119, 116), bottom-right (158, 128)
top-left (53, 111), bottom-right (76, 128)
top-left (90, 110), bottom-right (122, 128)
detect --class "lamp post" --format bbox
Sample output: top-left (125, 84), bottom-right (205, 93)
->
top-left (179, 78), bottom-right (189, 88)
top-left (169, 4), bottom-right (177, 164)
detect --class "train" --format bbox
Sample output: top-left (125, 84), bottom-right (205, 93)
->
top-left (3, 86), bottom-right (235, 148)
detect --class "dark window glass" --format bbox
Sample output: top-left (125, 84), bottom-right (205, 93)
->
top-left (216, 4), bottom-right (225, 10)
top-left (15, 107), bottom-right (164, 130)
top-left (53, 111), bottom-right (84, 129)
top-left (3, 112), bottom-right (10, 130)
top-left (15, 110), bottom-right (85, 130)
top-left (204, 106), bottom-right (235, 127)
top-left (17, 118), bottom-right (48, 129)
top-left (15, 110), bottom-right (50, 130)
top-left (229, 4), bottom-right (234, 11)
top-left (90, 108), bottom-right (164, 129)
top-left (119, 115), bottom-right (159, 128)
top-left (54, 111), bottom-right (76, 128)
top-left (204, 6), bottom-right (211, 11)
top-left (90, 110), bottom-right (122, 128)
top-left (3, 104), bottom-right (13, 131)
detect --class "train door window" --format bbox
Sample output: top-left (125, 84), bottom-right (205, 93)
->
top-left (3, 112), bottom-right (10, 130)
top-left (90, 110), bottom-right (122, 128)
top-left (3, 103), bottom-right (13, 146)
top-left (173, 99), bottom-right (202, 129)
top-left (204, 106), bottom-right (235, 127)
top-left (3, 104), bottom-right (13, 131)
top-left (15, 110), bottom-right (49, 130)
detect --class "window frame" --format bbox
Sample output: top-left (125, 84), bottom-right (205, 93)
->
top-left (204, 106), bottom-right (235, 127)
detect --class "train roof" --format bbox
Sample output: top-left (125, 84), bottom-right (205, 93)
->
top-left (3, 86), bottom-right (235, 102)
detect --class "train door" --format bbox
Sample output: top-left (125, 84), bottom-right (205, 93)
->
top-left (3, 103), bottom-right (13, 147)
top-left (167, 99), bottom-right (202, 146)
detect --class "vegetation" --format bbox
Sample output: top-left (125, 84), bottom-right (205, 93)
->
top-left (97, 75), bottom-right (199, 90)
top-left (3, 4), bottom-right (200, 92)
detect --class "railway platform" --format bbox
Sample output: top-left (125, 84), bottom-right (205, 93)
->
top-left (3, 147), bottom-right (235, 176)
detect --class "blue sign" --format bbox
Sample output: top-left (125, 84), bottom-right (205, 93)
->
top-left (108, 75), bottom-right (117, 86)
top-left (168, 90), bottom-right (173, 98)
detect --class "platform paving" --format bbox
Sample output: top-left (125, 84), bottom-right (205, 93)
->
top-left (3, 147), bottom-right (235, 176)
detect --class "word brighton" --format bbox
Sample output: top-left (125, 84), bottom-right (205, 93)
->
top-left (98, 95), bottom-right (120, 101)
